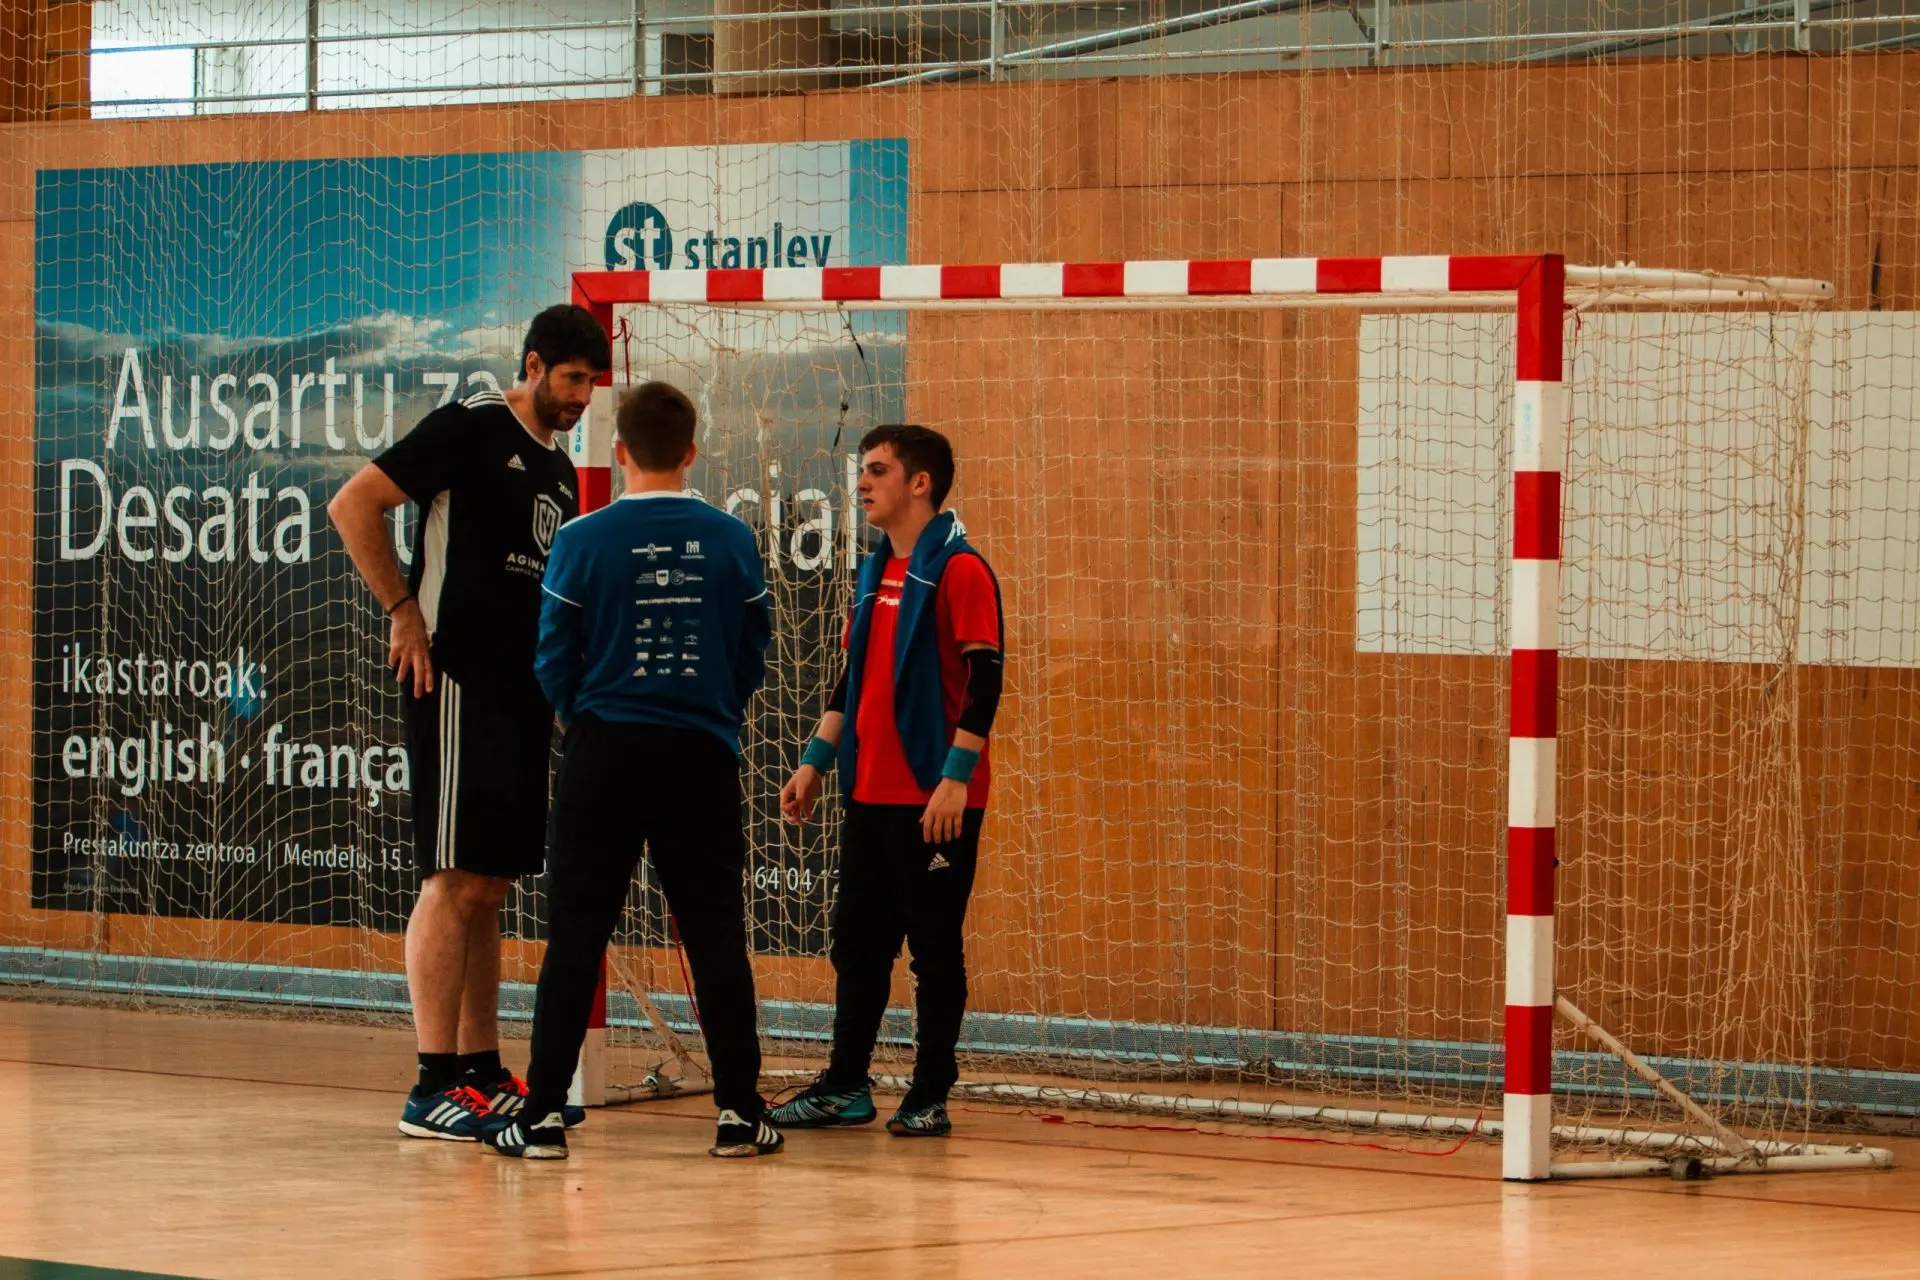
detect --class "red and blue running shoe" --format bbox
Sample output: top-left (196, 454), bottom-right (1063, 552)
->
top-left (470, 1070), bottom-right (586, 1129)
top-left (397, 1083), bottom-right (493, 1141)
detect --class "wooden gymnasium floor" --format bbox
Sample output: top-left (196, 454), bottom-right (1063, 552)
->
top-left (4, 1000), bottom-right (1920, 1278)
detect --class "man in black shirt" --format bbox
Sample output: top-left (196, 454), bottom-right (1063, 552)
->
top-left (328, 305), bottom-right (610, 1141)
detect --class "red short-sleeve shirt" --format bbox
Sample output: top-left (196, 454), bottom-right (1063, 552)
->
top-left (846, 553), bottom-right (1000, 808)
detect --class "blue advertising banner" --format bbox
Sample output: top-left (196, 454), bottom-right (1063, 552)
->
top-left (34, 141), bottom-right (908, 951)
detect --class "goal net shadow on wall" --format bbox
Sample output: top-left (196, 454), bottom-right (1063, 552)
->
top-left (568, 253), bottom-right (1893, 1183)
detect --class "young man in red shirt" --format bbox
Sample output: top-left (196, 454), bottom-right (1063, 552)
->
top-left (773, 424), bottom-right (1003, 1137)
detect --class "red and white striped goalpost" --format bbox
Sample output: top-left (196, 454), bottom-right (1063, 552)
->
top-left (1505, 255), bottom-right (1564, 1182)
top-left (563, 254), bottom-right (1858, 1181)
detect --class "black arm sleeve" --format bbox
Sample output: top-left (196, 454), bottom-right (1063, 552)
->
top-left (956, 647), bottom-right (1003, 738)
top-left (370, 403), bottom-right (472, 506)
top-left (825, 663), bottom-right (849, 716)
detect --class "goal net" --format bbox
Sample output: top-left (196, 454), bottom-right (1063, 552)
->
top-left (16, 224), bottom-right (1900, 1182)
top-left (574, 255), bottom-right (1894, 1180)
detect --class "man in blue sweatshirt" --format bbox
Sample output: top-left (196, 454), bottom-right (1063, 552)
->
top-left (484, 381), bottom-right (780, 1161)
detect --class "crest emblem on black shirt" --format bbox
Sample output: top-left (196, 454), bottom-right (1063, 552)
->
top-left (532, 495), bottom-right (563, 554)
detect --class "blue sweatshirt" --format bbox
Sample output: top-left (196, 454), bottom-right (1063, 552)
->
top-left (536, 491), bottom-right (772, 756)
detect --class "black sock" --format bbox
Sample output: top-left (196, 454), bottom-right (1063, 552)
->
top-left (456, 1049), bottom-right (504, 1081)
top-left (416, 1053), bottom-right (460, 1095)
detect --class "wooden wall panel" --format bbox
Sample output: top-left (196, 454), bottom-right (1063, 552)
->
top-left (6, 55), bottom-right (1920, 1079)
top-left (1626, 170), bottom-right (1857, 286)
top-left (1819, 54), bottom-right (1920, 172)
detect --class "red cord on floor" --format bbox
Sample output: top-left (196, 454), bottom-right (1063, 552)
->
top-left (997, 1108), bottom-right (1483, 1158)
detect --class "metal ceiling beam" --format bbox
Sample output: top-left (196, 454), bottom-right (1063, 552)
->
top-left (1855, 24), bottom-right (1920, 50)
top-left (869, 0), bottom-right (1317, 86)
top-left (1510, 0), bottom-right (1849, 62)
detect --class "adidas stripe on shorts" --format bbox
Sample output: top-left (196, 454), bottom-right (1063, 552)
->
top-left (402, 672), bottom-right (554, 880)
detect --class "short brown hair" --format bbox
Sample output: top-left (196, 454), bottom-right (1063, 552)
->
top-left (616, 381), bottom-right (697, 470)
top-left (521, 304), bottom-right (612, 380)
top-left (859, 424), bottom-right (955, 509)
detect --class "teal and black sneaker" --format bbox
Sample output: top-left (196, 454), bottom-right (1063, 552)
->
top-left (397, 1083), bottom-right (493, 1141)
top-left (766, 1077), bottom-right (878, 1128)
top-left (470, 1070), bottom-right (587, 1130)
top-left (886, 1098), bottom-right (952, 1138)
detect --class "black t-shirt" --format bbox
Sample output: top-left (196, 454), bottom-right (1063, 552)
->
top-left (373, 390), bottom-right (578, 713)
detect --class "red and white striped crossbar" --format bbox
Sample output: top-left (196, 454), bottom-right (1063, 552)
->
top-left (570, 256), bottom-right (1829, 316)
top-left (571, 254), bottom-right (1545, 314)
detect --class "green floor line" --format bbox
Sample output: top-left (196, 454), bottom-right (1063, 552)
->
top-left (0, 1258), bottom-right (200, 1280)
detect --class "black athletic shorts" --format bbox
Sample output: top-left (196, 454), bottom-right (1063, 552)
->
top-left (402, 673), bottom-right (555, 880)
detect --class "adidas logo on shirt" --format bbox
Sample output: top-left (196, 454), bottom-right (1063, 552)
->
top-left (927, 853), bottom-right (951, 871)
top-left (508, 455), bottom-right (526, 471)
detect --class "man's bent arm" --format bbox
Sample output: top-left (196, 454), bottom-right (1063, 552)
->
top-left (733, 588), bottom-right (773, 709)
top-left (328, 464), bottom-right (413, 611)
top-left (535, 590), bottom-right (584, 724)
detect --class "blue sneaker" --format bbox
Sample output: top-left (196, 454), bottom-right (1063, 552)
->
top-left (767, 1078), bottom-right (877, 1128)
top-left (471, 1071), bottom-right (587, 1129)
top-left (887, 1099), bottom-right (952, 1137)
top-left (397, 1083), bottom-right (493, 1141)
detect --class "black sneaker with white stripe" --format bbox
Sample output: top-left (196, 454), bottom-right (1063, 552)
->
top-left (710, 1108), bottom-right (784, 1158)
top-left (482, 1110), bottom-right (569, 1160)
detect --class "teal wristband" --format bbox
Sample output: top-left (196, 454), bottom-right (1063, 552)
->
top-left (941, 746), bottom-right (981, 784)
top-left (800, 736), bottom-right (837, 773)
